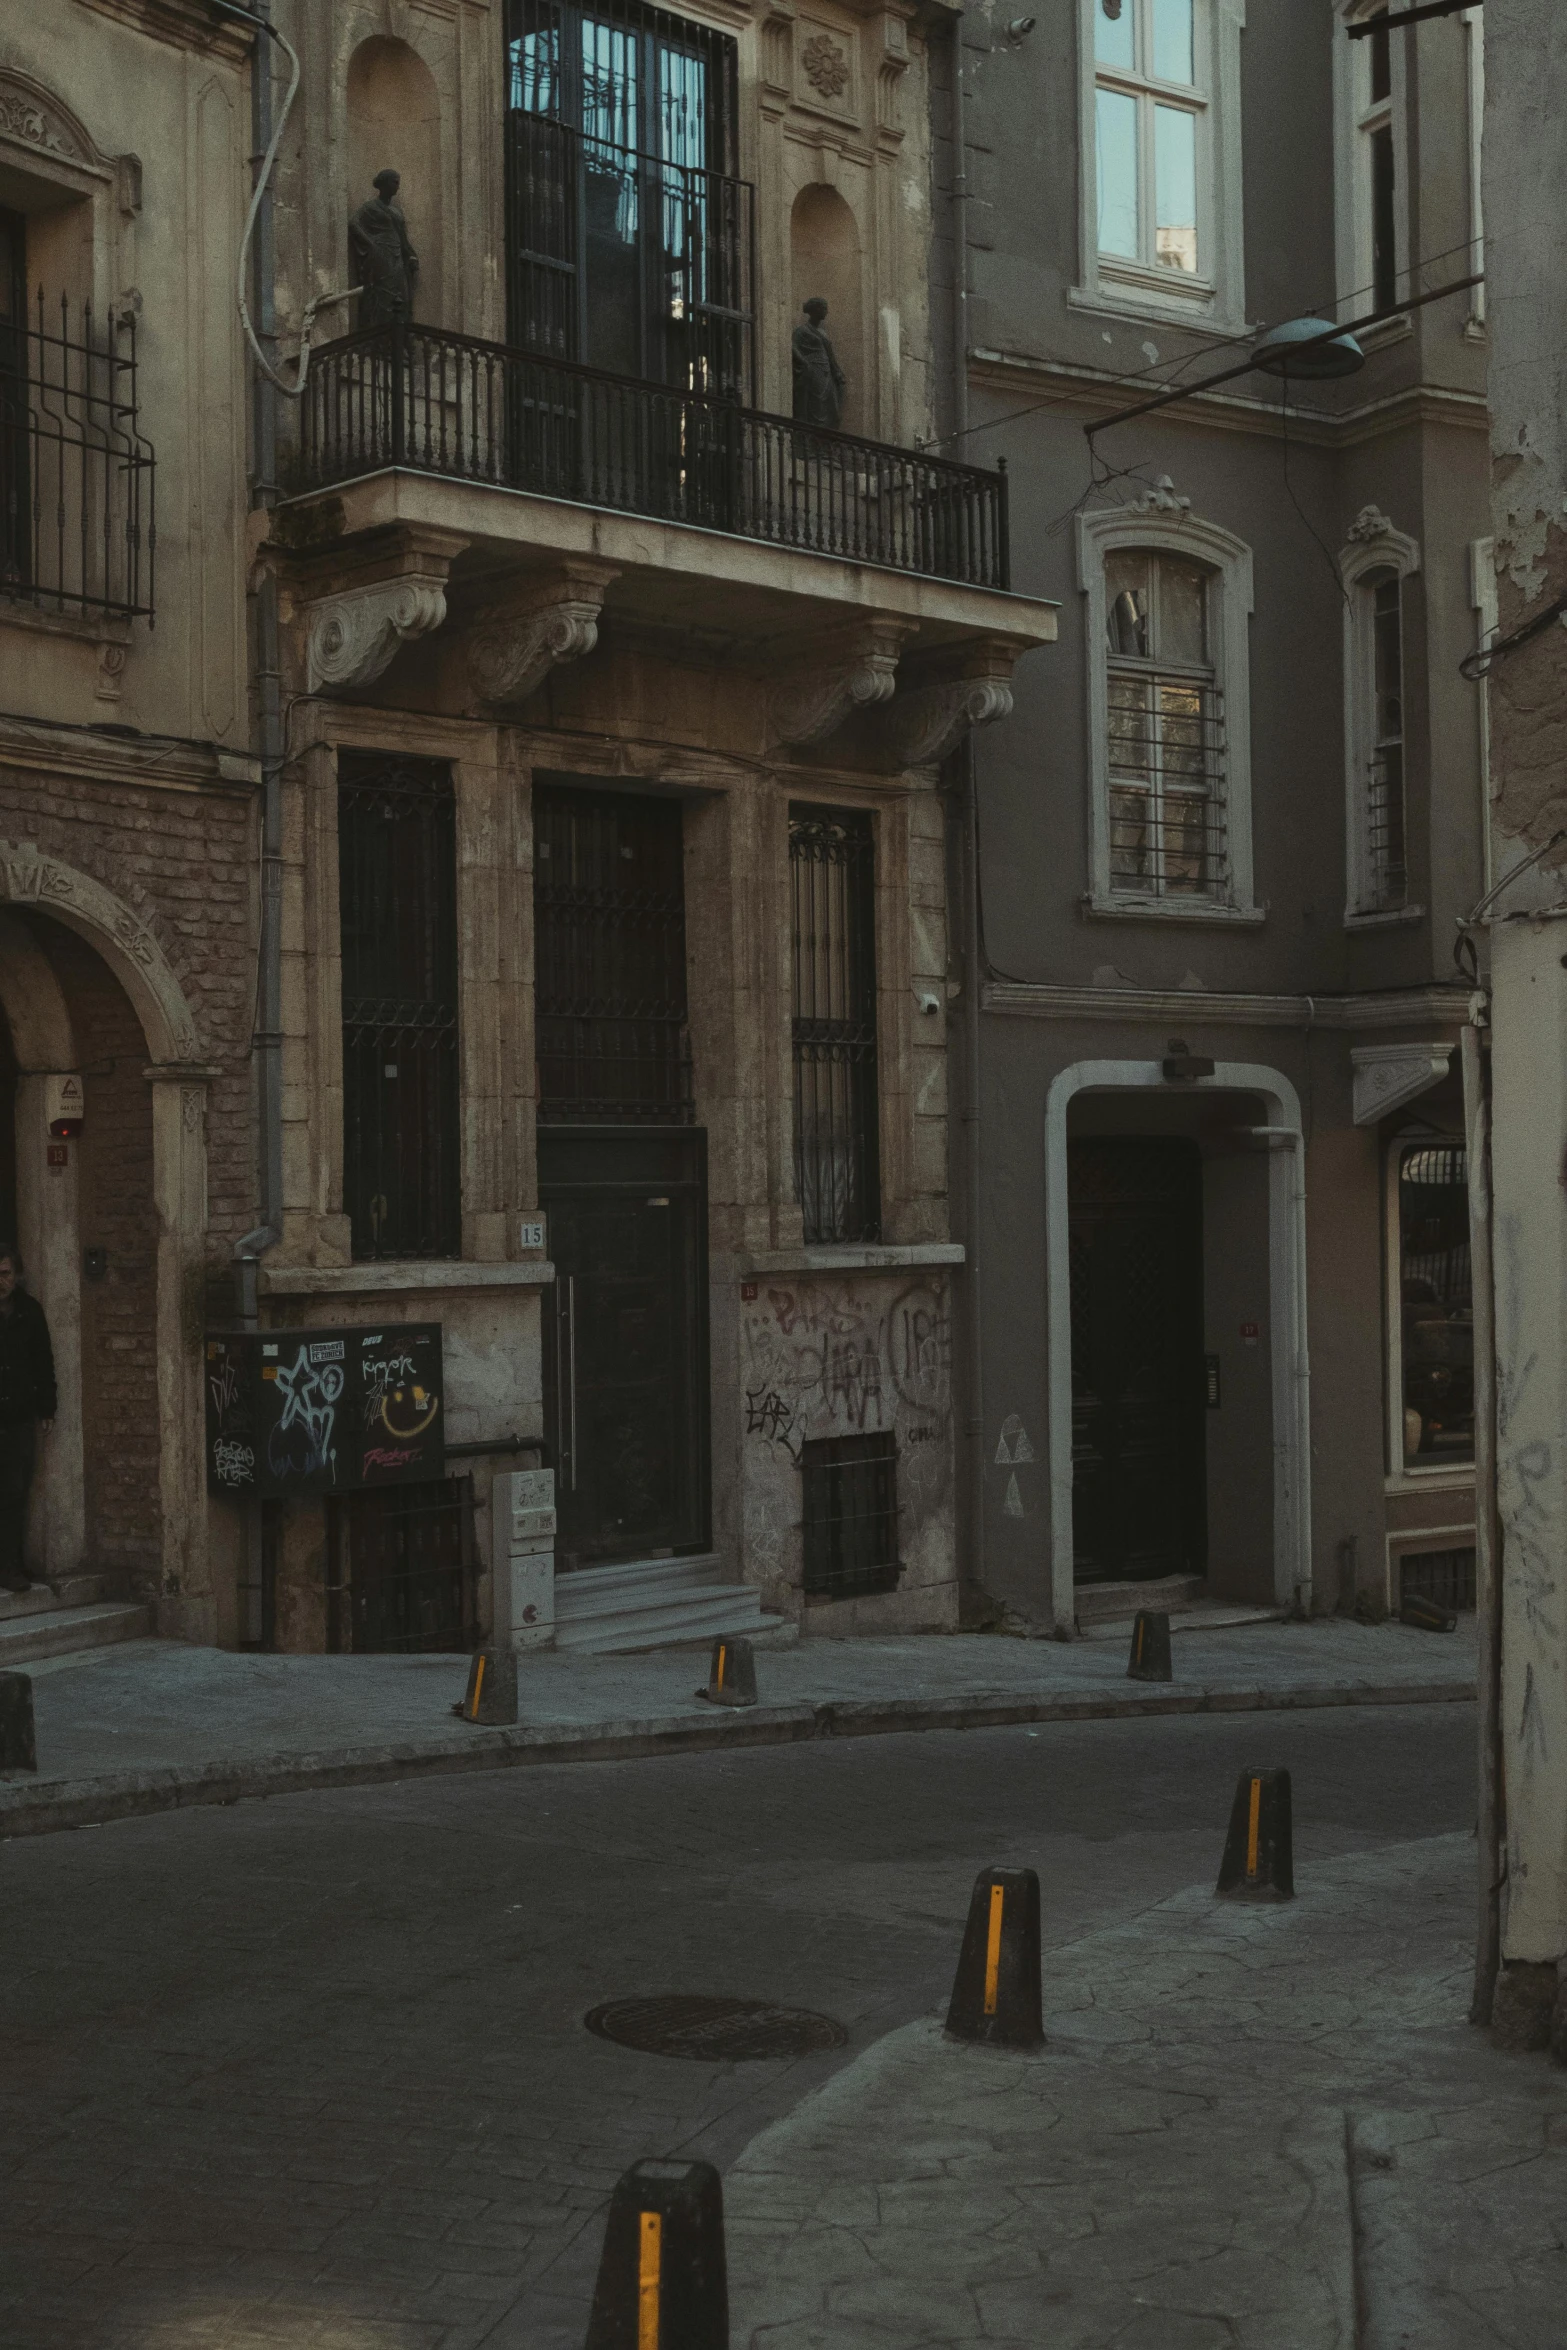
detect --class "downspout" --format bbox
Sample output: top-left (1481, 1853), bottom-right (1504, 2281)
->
top-left (950, 12), bottom-right (990, 1615)
top-left (229, 0), bottom-right (284, 1328)
top-left (1462, 1001), bottom-right (1503, 2023)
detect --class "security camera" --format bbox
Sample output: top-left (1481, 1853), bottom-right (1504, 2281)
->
top-left (1006, 15), bottom-right (1037, 36)
top-left (915, 988), bottom-right (943, 1016)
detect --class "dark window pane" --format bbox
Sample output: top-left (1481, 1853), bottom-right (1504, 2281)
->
top-left (1369, 9), bottom-right (1391, 105)
top-left (338, 756), bottom-right (461, 1261)
top-left (801, 1432), bottom-right (899, 1600)
top-left (533, 783), bottom-right (692, 1122)
top-left (1371, 122), bottom-right (1397, 309)
top-left (1399, 1144), bottom-right (1473, 1467)
top-left (790, 806), bottom-right (880, 1244)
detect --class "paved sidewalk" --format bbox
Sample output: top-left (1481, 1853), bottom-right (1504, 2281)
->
top-left (724, 1831), bottom-right (1567, 2349)
top-left (0, 1616), bottom-right (1475, 1839)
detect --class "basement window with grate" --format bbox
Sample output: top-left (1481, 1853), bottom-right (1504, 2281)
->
top-left (790, 805), bottom-right (881, 1243)
top-left (800, 1432), bottom-right (901, 1602)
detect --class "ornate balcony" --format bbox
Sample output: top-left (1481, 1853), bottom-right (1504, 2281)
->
top-left (293, 322), bottom-right (1009, 592)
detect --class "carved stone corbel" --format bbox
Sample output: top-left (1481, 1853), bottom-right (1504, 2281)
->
top-left (884, 639), bottom-right (1025, 767)
top-left (465, 561), bottom-right (619, 710)
top-left (1351, 1042), bottom-right (1453, 1127)
top-left (767, 617), bottom-right (913, 749)
top-left (302, 527), bottom-right (467, 693)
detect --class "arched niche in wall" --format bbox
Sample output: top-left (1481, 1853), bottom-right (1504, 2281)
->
top-left (345, 37), bottom-right (443, 327)
top-left (790, 184), bottom-right (864, 435)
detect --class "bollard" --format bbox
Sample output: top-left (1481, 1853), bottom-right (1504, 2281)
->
top-left (945, 1866), bottom-right (1044, 2049)
top-left (1216, 1765), bottom-right (1294, 1900)
top-left (1400, 1589), bottom-right (1457, 1633)
top-left (1126, 1609), bottom-right (1173, 1682)
top-left (0, 1671), bottom-right (36, 1774)
top-left (584, 2156), bottom-right (728, 2350)
top-left (454, 1646), bottom-right (518, 1726)
top-left (696, 1636), bottom-right (757, 1709)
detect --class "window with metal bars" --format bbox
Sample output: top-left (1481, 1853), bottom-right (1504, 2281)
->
top-left (1396, 1141), bottom-right (1472, 1468)
top-left (1399, 1546), bottom-right (1476, 1615)
top-left (533, 782), bottom-right (693, 1122)
top-left (1104, 547), bottom-right (1228, 901)
top-left (504, 0), bottom-right (754, 397)
top-left (801, 1433), bottom-right (901, 1602)
top-left (790, 806), bottom-right (881, 1244)
top-left (338, 755), bottom-right (461, 1260)
top-left (1358, 567), bottom-right (1408, 912)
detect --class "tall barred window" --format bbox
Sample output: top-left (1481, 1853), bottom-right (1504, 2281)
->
top-left (1104, 548), bottom-right (1226, 901)
top-left (338, 755), bottom-right (461, 1260)
top-left (789, 806), bottom-right (880, 1244)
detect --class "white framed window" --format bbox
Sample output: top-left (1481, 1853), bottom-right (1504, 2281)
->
top-left (1078, 484), bottom-right (1257, 921)
top-left (1462, 6), bottom-right (1485, 335)
top-left (1384, 1136), bottom-right (1474, 1481)
top-left (1073, 0), bottom-right (1247, 334)
top-left (1333, 3), bottom-right (1407, 319)
top-left (1339, 506), bottom-right (1420, 925)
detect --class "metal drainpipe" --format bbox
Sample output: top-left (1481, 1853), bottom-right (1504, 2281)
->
top-left (949, 13), bottom-right (990, 1616)
top-left (1462, 1003), bottom-right (1503, 2024)
top-left (233, 0), bottom-right (284, 1329)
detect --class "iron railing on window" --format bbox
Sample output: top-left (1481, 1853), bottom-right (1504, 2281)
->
top-left (338, 755), bottom-right (461, 1259)
top-left (0, 290), bottom-right (154, 621)
top-left (790, 806), bottom-right (880, 1245)
top-left (1361, 745), bottom-right (1408, 911)
top-left (801, 1433), bottom-right (901, 1601)
top-left (1106, 673), bottom-right (1228, 898)
top-left (1399, 1546), bottom-right (1476, 1615)
top-left (294, 321), bottom-right (1009, 590)
top-left (328, 1477), bottom-right (478, 1653)
top-left (534, 783), bottom-right (693, 1122)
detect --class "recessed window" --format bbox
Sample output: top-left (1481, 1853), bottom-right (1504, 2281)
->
top-left (1339, 519), bottom-right (1420, 924)
top-left (789, 806), bottom-right (881, 1244)
top-left (1104, 548), bottom-right (1225, 901)
top-left (338, 755), bottom-right (461, 1261)
top-left (1396, 1143), bottom-right (1473, 1470)
top-left (1093, 0), bottom-right (1202, 278)
top-left (801, 1432), bottom-right (900, 1601)
top-left (1340, 4), bottom-right (1402, 313)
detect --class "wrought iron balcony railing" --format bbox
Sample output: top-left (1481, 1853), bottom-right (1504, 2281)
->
top-left (0, 291), bottom-right (155, 623)
top-left (293, 322), bottom-right (1009, 592)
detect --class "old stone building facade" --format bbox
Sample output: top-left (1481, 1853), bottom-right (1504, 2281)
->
top-left (0, 0), bottom-right (1051, 1652)
top-left (938, 1), bottom-right (1490, 1634)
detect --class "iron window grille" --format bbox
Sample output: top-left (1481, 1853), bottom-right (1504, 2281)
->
top-left (505, 0), bottom-right (754, 399)
top-left (0, 261), bottom-right (155, 624)
top-left (801, 1432), bottom-right (901, 1602)
top-left (1397, 1142), bottom-right (1472, 1467)
top-left (1104, 547), bottom-right (1228, 901)
top-left (533, 783), bottom-right (693, 1123)
top-left (790, 805), bottom-right (881, 1244)
top-left (338, 755), bottom-right (461, 1260)
top-left (1399, 1545), bottom-right (1476, 1615)
top-left (327, 1477), bottom-right (478, 1653)
top-left (1360, 570), bottom-right (1408, 912)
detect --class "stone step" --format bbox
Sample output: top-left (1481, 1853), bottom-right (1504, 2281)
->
top-left (1074, 1573), bottom-right (1208, 1626)
top-left (0, 1601), bottom-right (153, 1666)
top-left (550, 1553), bottom-right (783, 1656)
top-left (0, 1583), bottom-right (59, 1624)
top-left (554, 1552), bottom-right (724, 1608)
top-left (50, 1571), bottom-right (131, 1610)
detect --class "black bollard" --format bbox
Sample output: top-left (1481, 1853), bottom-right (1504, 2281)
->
top-left (945, 1866), bottom-right (1044, 2049)
top-left (1216, 1766), bottom-right (1294, 1900)
top-left (584, 2156), bottom-right (728, 2350)
top-left (696, 1636), bottom-right (757, 1709)
top-left (1400, 1589), bottom-right (1457, 1633)
top-left (454, 1647), bottom-right (518, 1726)
top-left (0, 1671), bottom-right (35, 1774)
top-left (1126, 1609), bottom-right (1173, 1682)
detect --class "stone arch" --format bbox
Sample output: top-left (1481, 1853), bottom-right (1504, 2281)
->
top-left (790, 184), bottom-right (864, 433)
top-left (346, 36), bottom-right (444, 325)
top-left (0, 840), bottom-right (201, 1064)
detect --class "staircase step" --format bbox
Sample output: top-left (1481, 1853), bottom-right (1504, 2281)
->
top-left (0, 1583), bottom-right (59, 1624)
top-left (0, 1601), bottom-right (153, 1665)
top-left (1075, 1573), bottom-right (1207, 1625)
top-left (554, 1553), bottom-right (724, 1609)
top-left (555, 1597), bottom-right (786, 1656)
top-left (49, 1570), bottom-right (131, 1610)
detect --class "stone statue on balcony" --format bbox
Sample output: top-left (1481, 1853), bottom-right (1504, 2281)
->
top-left (349, 170), bottom-right (419, 330)
top-left (792, 297), bottom-right (847, 430)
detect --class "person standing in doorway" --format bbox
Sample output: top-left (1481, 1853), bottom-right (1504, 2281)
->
top-left (0, 1242), bottom-right (55, 1592)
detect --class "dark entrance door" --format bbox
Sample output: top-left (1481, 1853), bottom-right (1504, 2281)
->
top-left (1068, 1136), bottom-right (1206, 1583)
top-left (540, 1127), bottom-right (709, 1567)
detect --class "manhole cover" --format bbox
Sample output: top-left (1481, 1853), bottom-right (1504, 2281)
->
top-left (584, 1995), bottom-right (848, 2062)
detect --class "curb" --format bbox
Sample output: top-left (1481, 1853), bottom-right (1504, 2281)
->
top-left (0, 1676), bottom-right (1475, 1841)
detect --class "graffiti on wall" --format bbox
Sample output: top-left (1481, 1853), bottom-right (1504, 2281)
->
top-left (739, 1279), bottom-right (954, 1525)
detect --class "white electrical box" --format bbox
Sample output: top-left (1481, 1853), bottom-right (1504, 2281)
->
top-left (44, 1073), bottom-right (85, 1138)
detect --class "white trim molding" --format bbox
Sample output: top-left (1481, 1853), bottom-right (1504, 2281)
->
top-left (1351, 1040), bottom-right (1452, 1127)
top-left (1073, 0), bottom-right (1248, 334)
top-left (1333, 0), bottom-right (1411, 323)
top-left (1339, 507), bottom-right (1420, 923)
top-left (1043, 1059), bottom-right (1310, 1632)
top-left (1077, 482), bottom-right (1258, 921)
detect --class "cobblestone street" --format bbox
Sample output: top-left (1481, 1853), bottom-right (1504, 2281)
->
top-left (2, 1704), bottom-right (1478, 2348)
